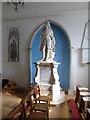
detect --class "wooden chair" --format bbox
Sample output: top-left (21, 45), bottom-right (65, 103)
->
top-left (4, 104), bottom-right (24, 120)
top-left (30, 93), bottom-right (49, 118)
top-left (34, 84), bottom-right (50, 105)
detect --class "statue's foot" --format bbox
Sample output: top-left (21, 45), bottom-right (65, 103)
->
top-left (46, 58), bottom-right (53, 62)
top-left (38, 59), bottom-right (45, 62)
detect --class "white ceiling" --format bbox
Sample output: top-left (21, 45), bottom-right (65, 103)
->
top-left (2, 2), bottom-right (88, 21)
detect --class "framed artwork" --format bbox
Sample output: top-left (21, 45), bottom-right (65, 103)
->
top-left (8, 27), bottom-right (19, 62)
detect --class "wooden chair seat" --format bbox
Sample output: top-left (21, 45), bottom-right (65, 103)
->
top-left (32, 103), bottom-right (48, 112)
top-left (29, 111), bottom-right (47, 118)
top-left (38, 96), bottom-right (50, 104)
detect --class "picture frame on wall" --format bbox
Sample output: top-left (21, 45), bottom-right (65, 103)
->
top-left (8, 27), bottom-right (19, 62)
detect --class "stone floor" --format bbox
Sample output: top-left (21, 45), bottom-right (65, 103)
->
top-left (49, 95), bottom-right (75, 118)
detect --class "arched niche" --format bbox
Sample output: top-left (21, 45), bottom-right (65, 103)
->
top-left (29, 20), bottom-right (71, 89)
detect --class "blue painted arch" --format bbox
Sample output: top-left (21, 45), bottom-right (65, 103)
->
top-left (29, 20), bottom-right (71, 89)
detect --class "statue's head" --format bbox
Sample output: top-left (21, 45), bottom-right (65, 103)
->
top-left (45, 21), bottom-right (51, 29)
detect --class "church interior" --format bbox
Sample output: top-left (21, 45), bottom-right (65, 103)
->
top-left (0, 1), bottom-right (90, 119)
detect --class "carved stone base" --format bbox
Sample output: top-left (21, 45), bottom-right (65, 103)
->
top-left (34, 61), bottom-right (65, 105)
top-left (50, 90), bottom-right (65, 105)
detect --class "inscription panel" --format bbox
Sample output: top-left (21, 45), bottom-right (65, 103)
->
top-left (40, 65), bottom-right (51, 84)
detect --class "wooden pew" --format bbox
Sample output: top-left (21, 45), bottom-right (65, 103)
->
top-left (87, 108), bottom-right (90, 120)
top-left (75, 86), bottom-right (88, 103)
top-left (79, 92), bottom-right (90, 112)
top-left (81, 97), bottom-right (90, 119)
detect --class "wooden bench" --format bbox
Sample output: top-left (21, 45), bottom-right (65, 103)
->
top-left (79, 92), bottom-right (90, 112)
top-left (87, 108), bottom-right (90, 120)
top-left (81, 97), bottom-right (90, 119)
top-left (75, 86), bottom-right (88, 103)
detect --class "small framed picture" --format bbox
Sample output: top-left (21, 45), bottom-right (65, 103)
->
top-left (8, 27), bottom-right (19, 62)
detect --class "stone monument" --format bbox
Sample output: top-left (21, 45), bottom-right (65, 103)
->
top-left (34, 21), bottom-right (65, 105)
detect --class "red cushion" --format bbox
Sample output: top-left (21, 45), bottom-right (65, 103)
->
top-left (34, 90), bottom-right (39, 94)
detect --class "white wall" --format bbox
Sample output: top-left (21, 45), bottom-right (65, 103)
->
top-left (2, 10), bottom-right (88, 94)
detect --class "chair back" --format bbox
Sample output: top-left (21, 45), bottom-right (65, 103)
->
top-left (30, 93), bottom-right (37, 107)
top-left (20, 93), bottom-right (31, 119)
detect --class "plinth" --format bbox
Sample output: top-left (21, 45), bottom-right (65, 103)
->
top-left (34, 61), bottom-right (65, 105)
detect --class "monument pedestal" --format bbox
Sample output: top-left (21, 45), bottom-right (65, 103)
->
top-left (34, 61), bottom-right (65, 105)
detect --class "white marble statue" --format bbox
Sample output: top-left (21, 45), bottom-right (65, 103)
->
top-left (40, 21), bottom-right (55, 62)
